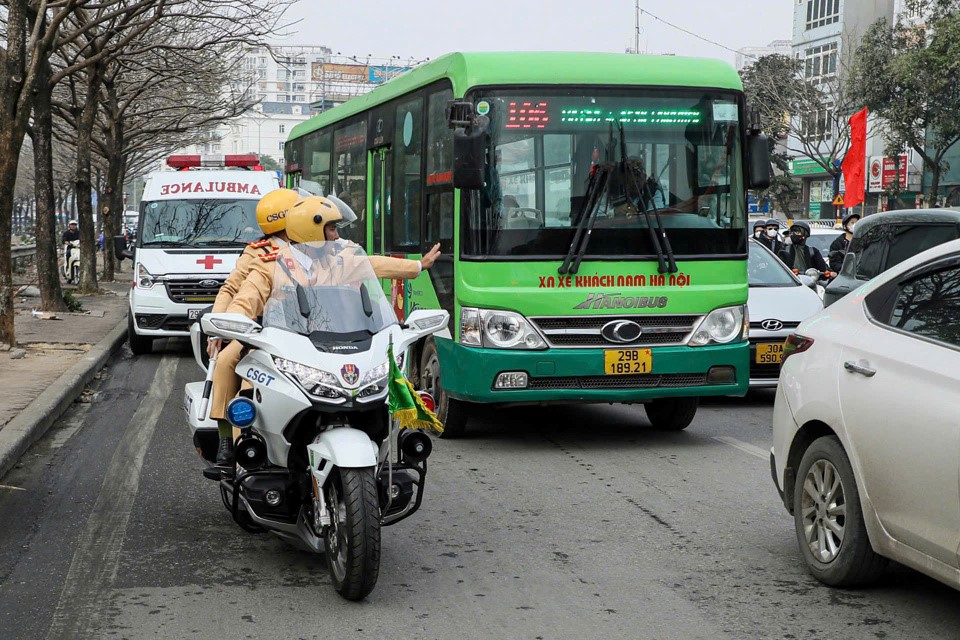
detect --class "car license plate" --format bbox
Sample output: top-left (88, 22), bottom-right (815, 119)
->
top-left (755, 342), bottom-right (784, 364)
top-left (187, 308), bottom-right (202, 321)
top-left (604, 349), bottom-right (652, 375)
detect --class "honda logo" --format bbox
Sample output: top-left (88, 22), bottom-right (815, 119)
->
top-left (601, 320), bottom-right (643, 344)
top-left (198, 279), bottom-right (219, 288)
top-left (760, 319), bottom-right (784, 331)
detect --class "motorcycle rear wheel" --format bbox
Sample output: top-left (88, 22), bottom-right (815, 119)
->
top-left (324, 467), bottom-right (381, 600)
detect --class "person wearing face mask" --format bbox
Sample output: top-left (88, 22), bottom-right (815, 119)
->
top-left (758, 219), bottom-right (784, 254)
top-left (778, 220), bottom-right (828, 273)
top-left (752, 218), bottom-right (767, 241)
top-left (828, 212), bottom-right (859, 272)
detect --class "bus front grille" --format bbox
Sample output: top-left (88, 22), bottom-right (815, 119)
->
top-left (526, 373), bottom-right (709, 390)
top-left (530, 314), bottom-right (700, 348)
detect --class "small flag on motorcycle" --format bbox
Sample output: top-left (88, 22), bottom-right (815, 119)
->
top-left (387, 343), bottom-right (443, 434)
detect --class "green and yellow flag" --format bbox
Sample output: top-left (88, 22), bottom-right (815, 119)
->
top-left (387, 343), bottom-right (443, 434)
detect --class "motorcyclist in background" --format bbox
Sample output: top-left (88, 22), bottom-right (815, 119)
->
top-left (207, 188), bottom-right (298, 465)
top-left (757, 219), bottom-right (785, 255)
top-left (828, 212), bottom-right (860, 273)
top-left (61, 220), bottom-right (80, 262)
top-left (752, 219), bottom-right (766, 241)
top-left (778, 221), bottom-right (828, 273)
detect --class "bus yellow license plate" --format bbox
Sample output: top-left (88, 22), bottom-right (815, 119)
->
top-left (604, 349), bottom-right (652, 375)
top-left (756, 343), bottom-right (784, 364)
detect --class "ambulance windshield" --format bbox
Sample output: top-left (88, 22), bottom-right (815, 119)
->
top-left (139, 199), bottom-right (261, 247)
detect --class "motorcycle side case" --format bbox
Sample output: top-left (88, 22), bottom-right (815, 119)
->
top-left (184, 381), bottom-right (219, 463)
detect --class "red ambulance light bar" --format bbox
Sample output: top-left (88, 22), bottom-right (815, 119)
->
top-left (166, 154), bottom-right (261, 170)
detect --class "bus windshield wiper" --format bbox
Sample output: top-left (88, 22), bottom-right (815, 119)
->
top-left (618, 121), bottom-right (677, 274)
top-left (559, 161), bottom-right (611, 275)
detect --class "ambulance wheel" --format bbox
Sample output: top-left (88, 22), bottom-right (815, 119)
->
top-left (420, 340), bottom-right (468, 438)
top-left (128, 313), bottom-right (153, 355)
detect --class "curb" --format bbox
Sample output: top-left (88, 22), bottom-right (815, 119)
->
top-left (0, 318), bottom-right (128, 481)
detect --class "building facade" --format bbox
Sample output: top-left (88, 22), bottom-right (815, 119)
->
top-left (735, 39), bottom-right (792, 71)
top-left (788, 0), bottom-right (926, 217)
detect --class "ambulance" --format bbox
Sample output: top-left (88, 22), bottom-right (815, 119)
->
top-left (123, 154), bottom-right (280, 354)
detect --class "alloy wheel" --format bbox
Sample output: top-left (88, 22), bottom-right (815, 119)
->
top-left (800, 459), bottom-right (846, 563)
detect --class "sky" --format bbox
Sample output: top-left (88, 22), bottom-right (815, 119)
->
top-left (279, 0), bottom-right (794, 66)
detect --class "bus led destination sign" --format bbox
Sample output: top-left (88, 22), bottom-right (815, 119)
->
top-left (500, 99), bottom-right (702, 131)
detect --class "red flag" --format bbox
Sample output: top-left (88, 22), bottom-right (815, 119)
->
top-left (841, 108), bottom-right (868, 209)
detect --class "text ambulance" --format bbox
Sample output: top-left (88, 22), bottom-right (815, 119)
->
top-left (126, 154), bottom-right (280, 354)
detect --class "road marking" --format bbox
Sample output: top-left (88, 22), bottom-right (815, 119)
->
top-left (44, 355), bottom-right (178, 640)
top-left (0, 483), bottom-right (26, 491)
top-left (713, 436), bottom-right (768, 461)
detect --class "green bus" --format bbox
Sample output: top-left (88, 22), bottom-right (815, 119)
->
top-left (284, 52), bottom-right (770, 437)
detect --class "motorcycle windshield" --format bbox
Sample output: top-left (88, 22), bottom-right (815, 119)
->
top-left (262, 241), bottom-right (397, 337)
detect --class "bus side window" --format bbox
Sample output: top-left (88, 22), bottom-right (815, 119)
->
top-left (302, 130), bottom-right (331, 197)
top-left (425, 87), bottom-right (454, 252)
top-left (388, 96), bottom-right (424, 252)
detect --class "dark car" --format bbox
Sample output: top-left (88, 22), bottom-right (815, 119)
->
top-left (823, 208), bottom-right (960, 307)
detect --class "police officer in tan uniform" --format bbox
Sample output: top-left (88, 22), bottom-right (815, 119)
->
top-left (208, 188), bottom-right (299, 464)
top-left (217, 196), bottom-right (440, 461)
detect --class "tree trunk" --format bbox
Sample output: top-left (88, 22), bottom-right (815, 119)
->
top-left (0, 128), bottom-right (27, 347)
top-left (929, 166), bottom-right (941, 208)
top-left (31, 59), bottom-right (68, 311)
top-left (105, 151), bottom-right (126, 278)
top-left (74, 69), bottom-right (101, 293)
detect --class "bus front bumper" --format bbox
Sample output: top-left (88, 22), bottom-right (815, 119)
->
top-left (436, 340), bottom-right (749, 404)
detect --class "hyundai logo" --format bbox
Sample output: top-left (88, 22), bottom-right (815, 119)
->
top-left (601, 320), bottom-right (643, 344)
top-left (198, 279), bottom-right (219, 288)
top-left (760, 319), bottom-right (784, 331)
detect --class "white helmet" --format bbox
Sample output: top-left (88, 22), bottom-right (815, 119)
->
top-left (68, 219), bottom-right (78, 226)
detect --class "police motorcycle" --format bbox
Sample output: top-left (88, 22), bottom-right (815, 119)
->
top-left (62, 239), bottom-right (80, 284)
top-left (184, 238), bottom-right (448, 601)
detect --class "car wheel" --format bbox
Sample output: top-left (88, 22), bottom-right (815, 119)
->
top-left (793, 436), bottom-right (888, 586)
top-left (128, 312), bottom-right (153, 356)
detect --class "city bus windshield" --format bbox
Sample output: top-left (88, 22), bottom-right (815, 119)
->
top-left (462, 88), bottom-right (747, 259)
top-left (139, 199), bottom-right (261, 247)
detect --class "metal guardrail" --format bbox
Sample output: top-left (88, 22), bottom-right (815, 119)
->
top-left (12, 245), bottom-right (37, 260)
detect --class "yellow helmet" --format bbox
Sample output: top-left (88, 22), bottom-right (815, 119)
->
top-left (255, 188), bottom-right (299, 235)
top-left (285, 196), bottom-right (343, 243)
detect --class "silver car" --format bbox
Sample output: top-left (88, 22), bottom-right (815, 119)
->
top-left (747, 240), bottom-right (824, 388)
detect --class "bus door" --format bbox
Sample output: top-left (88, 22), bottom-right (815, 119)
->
top-left (370, 147), bottom-right (402, 318)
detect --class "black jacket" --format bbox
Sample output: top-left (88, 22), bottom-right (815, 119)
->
top-left (778, 243), bottom-right (828, 273)
top-left (828, 234), bottom-right (851, 272)
top-left (61, 229), bottom-right (79, 243)
top-left (757, 235), bottom-right (784, 255)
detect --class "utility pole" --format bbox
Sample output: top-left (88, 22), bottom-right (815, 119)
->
top-left (635, 0), bottom-right (640, 54)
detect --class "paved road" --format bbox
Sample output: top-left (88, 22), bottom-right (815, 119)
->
top-left (1, 343), bottom-right (958, 639)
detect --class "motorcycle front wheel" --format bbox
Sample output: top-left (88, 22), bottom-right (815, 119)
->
top-left (324, 467), bottom-right (381, 600)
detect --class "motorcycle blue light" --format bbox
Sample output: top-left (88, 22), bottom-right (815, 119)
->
top-left (226, 397), bottom-right (256, 429)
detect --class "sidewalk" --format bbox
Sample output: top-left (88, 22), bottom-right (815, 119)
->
top-left (0, 279), bottom-right (130, 479)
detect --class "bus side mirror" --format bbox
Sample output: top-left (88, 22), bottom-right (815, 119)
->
top-left (452, 119), bottom-right (489, 190)
top-left (746, 134), bottom-right (771, 190)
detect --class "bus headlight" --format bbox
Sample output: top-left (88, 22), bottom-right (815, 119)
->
top-left (689, 305), bottom-right (746, 346)
top-left (459, 307), bottom-right (545, 350)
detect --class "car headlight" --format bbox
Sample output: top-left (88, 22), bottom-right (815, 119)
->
top-left (136, 263), bottom-right (156, 289)
top-left (359, 361), bottom-right (389, 387)
top-left (689, 305), bottom-right (747, 346)
top-left (274, 357), bottom-right (339, 389)
top-left (459, 307), bottom-right (545, 349)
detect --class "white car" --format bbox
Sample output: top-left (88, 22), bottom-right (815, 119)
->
top-left (771, 238), bottom-right (960, 590)
top-left (747, 240), bottom-right (823, 388)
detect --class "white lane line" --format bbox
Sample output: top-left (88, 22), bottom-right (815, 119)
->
top-left (0, 483), bottom-right (26, 491)
top-left (45, 355), bottom-right (178, 640)
top-left (713, 436), bottom-right (769, 461)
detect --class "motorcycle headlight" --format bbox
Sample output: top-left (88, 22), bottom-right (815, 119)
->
top-left (136, 263), bottom-right (156, 289)
top-left (359, 361), bottom-right (389, 387)
top-left (689, 305), bottom-right (746, 346)
top-left (459, 307), bottom-right (545, 350)
top-left (274, 357), bottom-right (339, 390)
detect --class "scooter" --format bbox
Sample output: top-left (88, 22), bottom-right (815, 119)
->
top-left (184, 242), bottom-right (448, 601)
top-left (61, 240), bottom-right (80, 284)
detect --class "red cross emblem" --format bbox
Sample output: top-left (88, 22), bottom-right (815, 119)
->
top-left (197, 256), bottom-right (222, 270)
